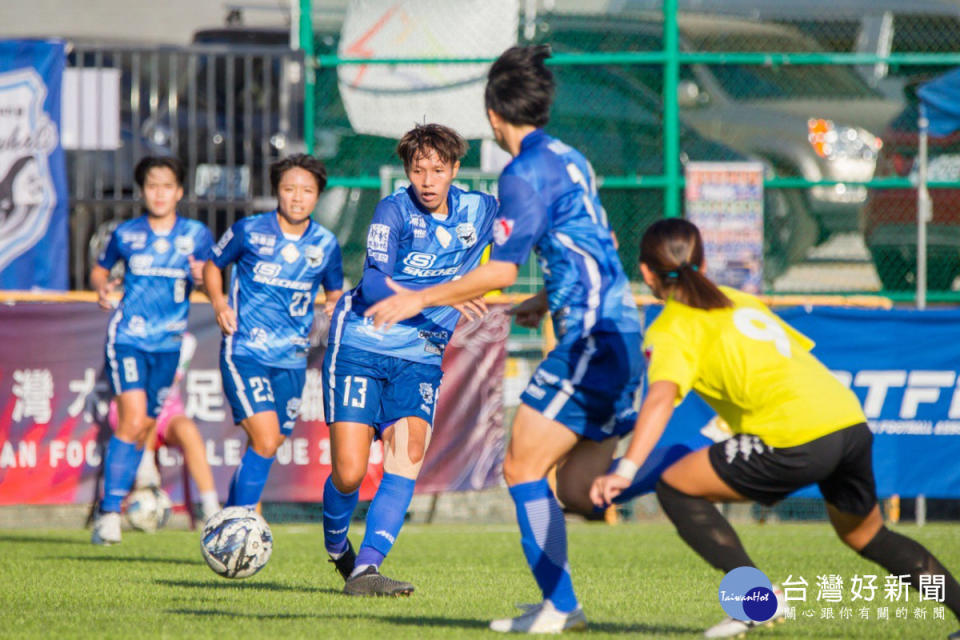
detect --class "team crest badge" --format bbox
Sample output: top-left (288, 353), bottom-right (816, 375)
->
top-left (281, 243), bottom-right (300, 264)
top-left (153, 237), bottom-right (170, 254)
top-left (286, 398), bottom-right (302, 420)
top-left (418, 382), bottom-right (434, 405)
top-left (304, 245), bottom-right (324, 267)
top-left (174, 235), bottom-right (194, 256)
top-left (0, 68), bottom-right (59, 274)
top-left (456, 222), bottom-right (477, 248)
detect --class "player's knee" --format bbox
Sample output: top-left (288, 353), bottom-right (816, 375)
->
top-left (331, 457), bottom-right (367, 492)
top-left (555, 478), bottom-right (590, 516)
top-left (118, 416), bottom-right (150, 443)
top-left (250, 432), bottom-right (284, 458)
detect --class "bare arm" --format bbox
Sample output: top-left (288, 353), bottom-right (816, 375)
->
top-left (365, 260), bottom-right (519, 329)
top-left (203, 259), bottom-right (236, 335)
top-left (90, 265), bottom-right (120, 311)
top-left (590, 380), bottom-right (679, 506)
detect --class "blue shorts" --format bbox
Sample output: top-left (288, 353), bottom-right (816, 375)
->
top-left (220, 351), bottom-right (306, 436)
top-left (322, 343), bottom-right (444, 434)
top-left (521, 331), bottom-right (643, 442)
top-left (104, 344), bottom-right (179, 418)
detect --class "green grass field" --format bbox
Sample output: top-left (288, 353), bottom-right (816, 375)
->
top-left (1, 521), bottom-right (957, 639)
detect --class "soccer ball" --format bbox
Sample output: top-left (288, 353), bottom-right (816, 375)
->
top-left (200, 507), bottom-right (273, 579)
top-left (124, 487), bottom-right (173, 533)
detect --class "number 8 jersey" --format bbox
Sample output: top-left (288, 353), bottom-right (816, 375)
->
top-left (211, 211), bottom-right (343, 368)
top-left (643, 286), bottom-right (866, 448)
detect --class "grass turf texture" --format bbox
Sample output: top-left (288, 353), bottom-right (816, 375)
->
top-left (1, 521), bottom-right (957, 639)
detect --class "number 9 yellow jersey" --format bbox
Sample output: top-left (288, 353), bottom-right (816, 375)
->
top-left (643, 286), bottom-right (866, 448)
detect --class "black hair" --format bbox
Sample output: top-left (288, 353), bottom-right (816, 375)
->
top-left (485, 45), bottom-right (555, 127)
top-left (269, 153), bottom-right (327, 194)
top-left (396, 123), bottom-right (468, 171)
top-left (640, 218), bottom-right (733, 310)
top-left (134, 156), bottom-right (185, 189)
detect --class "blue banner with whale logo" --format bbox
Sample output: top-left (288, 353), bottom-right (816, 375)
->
top-left (0, 39), bottom-right (68, 290)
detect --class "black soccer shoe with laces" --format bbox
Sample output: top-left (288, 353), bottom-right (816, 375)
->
top-left (328, 540), bottom-right (356, 581)
top-left (343, 566), bottom-right (414, 597)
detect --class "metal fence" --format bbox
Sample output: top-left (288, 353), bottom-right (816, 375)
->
top-left (66, 43), bottom-right (304, 288)
top-left (66, 5), bottom-right (960, 301)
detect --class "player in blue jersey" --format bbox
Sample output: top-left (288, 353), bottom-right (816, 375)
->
top-left (203, 154), bottom-right (343, 514)
top-left (367, 46), bottom-right (688, 631)
top-left (90, 156), bottom-right (214, 545)
top-left (321, 124), bottom-right (496, 597)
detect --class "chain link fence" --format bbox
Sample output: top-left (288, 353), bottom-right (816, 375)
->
top-left (307, 6), bottom-right (960, 300)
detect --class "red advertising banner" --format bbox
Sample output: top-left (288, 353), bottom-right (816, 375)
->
top-left (0, 301), bottom-right (508, 505)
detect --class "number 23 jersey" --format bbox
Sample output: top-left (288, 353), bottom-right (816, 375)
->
top-left (212, 211), bottom-right (343, 369)
top-left (643, 286), bottom-right (866, 448)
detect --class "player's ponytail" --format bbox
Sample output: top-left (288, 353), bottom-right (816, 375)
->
top-left (639, 219), bottom-right (732, 310)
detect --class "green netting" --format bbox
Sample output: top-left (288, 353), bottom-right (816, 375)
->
top-left (308, 9), bottom-right (960, 299)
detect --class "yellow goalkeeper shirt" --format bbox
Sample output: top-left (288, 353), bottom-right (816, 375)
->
top-left (643, 286), bottom-right (866, 448)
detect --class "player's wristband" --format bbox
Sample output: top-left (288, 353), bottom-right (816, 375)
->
top-left (613, 458), bottom-right (639, 481)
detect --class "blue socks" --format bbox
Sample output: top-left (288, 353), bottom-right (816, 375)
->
top-left (225, 448), bottom-right (275, 509)
top-left (323, 475), bottom-right (359, 556)
top-left (357, 473), bottom-right (416, 567)
top-left (100, 436), bottom-right (144, 513)
top-left (609, 443), bottom-right (693, 505)
top-left (509, 479), bottom-right (579, 613)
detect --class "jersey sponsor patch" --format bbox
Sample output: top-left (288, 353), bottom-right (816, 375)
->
top-left (419, 382), bottom-right (434, 405)
top-left (370, 251), bottom-right (389, 263)
top-left (121, 231), bottom-right (147, 249)
top-left (281, 243), bottom-right (300, 264)
top-left (304, 244), bottom-right (325, 268)
top-left (254, 262), bottom-right (282, 277)
top-left (249, 232), bottom-right (276, 247)
top-left (456, 222), bottom-right (477, 248)
top-left (403, 252), bottom-right (436, 269)
top-left (493, 218), bottom-right (514, 245)
top-left (213, 228), bottom-right (233, 255)
top-left (367, 223), bottom-right (391, 252)
top-left (286, 397), bottom-right (301, 420)
top-left (174, 235), bottom-right (195, 256)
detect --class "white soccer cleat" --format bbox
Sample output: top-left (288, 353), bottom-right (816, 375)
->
top-left (490, 600), bottom-right (588, 634)
top-left (704, 586), bottom-right (785, 638)
top-left (91, 511), bottom-right (122, 545)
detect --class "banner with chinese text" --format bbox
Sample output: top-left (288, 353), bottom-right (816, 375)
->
top-left (0, 301), bottom-right (508, 505)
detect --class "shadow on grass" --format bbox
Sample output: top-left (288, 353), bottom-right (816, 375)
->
top-left (47, 555), bottom-right (200, 565)
top-left (376, 615), bottom-right (702, 635)
top-left (157, 579), bottom-right (341, 595)
top-left (0, 534), bottom-right (88, 546)
top-left (167, 608), bottom-right (364, 621)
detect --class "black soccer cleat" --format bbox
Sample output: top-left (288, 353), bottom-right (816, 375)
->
top-left (328, 540), bottom-right (356, 581)
top-left (947, 629), bottom-right (960, 640)
top-left (343, 565), bottom-right (415, 597)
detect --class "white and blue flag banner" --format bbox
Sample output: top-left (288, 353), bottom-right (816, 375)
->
top-left (655, 305), bottom-right (960, 499)
top-left (0, 40), bottom-right (68, 291)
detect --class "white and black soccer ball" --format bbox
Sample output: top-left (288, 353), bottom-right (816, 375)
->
top-left (125, 486), bottom-right (173, 533)
top-left (200, 507), bottom-right (273, 579)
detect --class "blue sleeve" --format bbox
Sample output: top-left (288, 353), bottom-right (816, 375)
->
top-left (322, 241), bottom-right (344, 291)
top-left (97, 229), bottom-right (121, 269)
top-left (490, 173), bottom-right (548, 264)
top-left (359, 199), bottom-right (403, 304)
top-left (211, 221), bottom-right (244, 267)
top-left (194, 226), bottom-right (215, 261)
top-left (478, 194), bottom-right (498, 246)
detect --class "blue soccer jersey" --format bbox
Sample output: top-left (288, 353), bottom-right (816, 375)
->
top-left (211, 211), bottom-right (343, 369)
top-left (98, 215), bottom-right (214, 352)
top-left (331, 185), bottom-right (497, 365)
top-left (491, 129), bottom-right (642, 342)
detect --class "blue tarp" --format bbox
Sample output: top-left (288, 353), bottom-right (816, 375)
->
top-left (918, 67), bottom-right (960, 137)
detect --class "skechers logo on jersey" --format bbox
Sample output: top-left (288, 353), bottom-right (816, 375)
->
top-left (402, 252), bottom-right (457, 277)
top-left (252, 262), bottom-right (311, 290)
top-left (375, 530), bottom-right (395, 544)
top-left (127, 261), bottom-right (188, 279)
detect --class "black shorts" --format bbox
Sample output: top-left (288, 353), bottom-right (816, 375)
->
top-left (707, 423), bottom-right (877, 516)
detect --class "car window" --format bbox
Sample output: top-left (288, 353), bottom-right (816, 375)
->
top-left (689, 32), bottom-right (881, 99)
